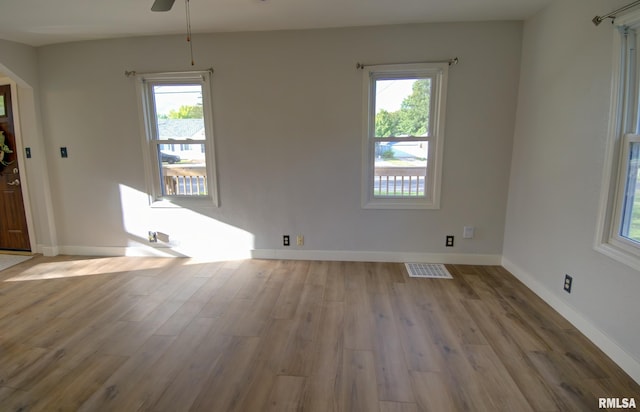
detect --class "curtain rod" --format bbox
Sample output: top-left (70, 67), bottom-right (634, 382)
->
top-left (124, 67), bottom-right (214, 77)
top-left (593, 0), bottom-right (640, 25)
top-left (356, 57), bottom-right (459, 70)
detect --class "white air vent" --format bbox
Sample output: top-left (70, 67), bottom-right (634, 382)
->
top-left (405, 263), bottom-right (453, 279)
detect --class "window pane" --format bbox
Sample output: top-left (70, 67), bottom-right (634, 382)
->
top-left (153, 84), bottom-right (205, 140)
top-left (374, 78), bottom-right (431, 138)
top-left (373, 141), bottom-right (428, 197)
top-left (621, 142), bottom-right (640, 241)
top-left (159, 143), bottom-right (207, 196)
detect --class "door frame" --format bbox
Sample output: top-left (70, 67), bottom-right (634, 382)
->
top-left (1, 78), bottom-right (36, 253)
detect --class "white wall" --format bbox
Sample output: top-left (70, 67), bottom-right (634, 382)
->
top-left (36, 22), bottom-right (521, 260)
top-left (504, 0), bottom-right (640, 381)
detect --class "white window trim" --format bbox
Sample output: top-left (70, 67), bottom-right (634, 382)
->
top-left (361, 63), bottom-right (448, 209)
top-left (135, 71), bottom-right (219, 208)
top-left (596, 10), bottom-right (640, 270)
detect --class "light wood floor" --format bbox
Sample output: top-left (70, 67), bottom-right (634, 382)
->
top-left (0, 256), bottom-right (638, 411)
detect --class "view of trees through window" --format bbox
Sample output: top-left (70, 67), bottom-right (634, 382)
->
top-left (372, 77), bottom-right (432, 197)
top-left (375, 78), bottom-right (431, 137)
top-left (158, 104), bottom-right (203, 120)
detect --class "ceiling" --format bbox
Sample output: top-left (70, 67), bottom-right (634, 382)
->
top-left (0, 0), bottom-right (555, 47)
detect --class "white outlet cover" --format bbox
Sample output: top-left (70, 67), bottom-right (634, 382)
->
top-left (463, 226), bottom-right (474, 239)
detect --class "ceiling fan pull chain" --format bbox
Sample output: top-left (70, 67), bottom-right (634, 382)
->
top-left (185, 0), bottom-right (194, 66)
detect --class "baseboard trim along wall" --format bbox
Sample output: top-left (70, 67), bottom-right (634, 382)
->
top-left (58, 245), bottom-right (180, 257)
top-left (36, 244), bottom-right (60, 257)
top-left (502, 257), bottom-right (640, 385)
top-left (57, 245), bottom-right (253, 260)
top-left (54, 245), bottom-right (501, 265)
top-left (251, 249), bottom-right (502, 265)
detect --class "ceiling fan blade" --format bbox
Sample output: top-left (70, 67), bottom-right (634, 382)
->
top-left (151, 0), bottom-right (176, 12)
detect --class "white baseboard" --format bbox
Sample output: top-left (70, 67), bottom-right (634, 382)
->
top-left (251, 249), bottom-right (502, 265)
top-left (502, 257), bottom-right (640, 385)
top-left (58, 245), bottom-right (185, 257)
top-left (53, 245), bottom-right (501, 265)
top-left (36, 244), bottom-right (59, 256)
top-left (57, 245), bottom-right (253, 260)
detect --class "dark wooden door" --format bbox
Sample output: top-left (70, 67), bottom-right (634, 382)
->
top-left (0, 84), bottom-right (30, 251)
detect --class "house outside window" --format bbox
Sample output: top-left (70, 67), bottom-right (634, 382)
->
top-left (136, 71), bottom-right (218, 206)
top-left (361, 63), bottom-right (448, 209)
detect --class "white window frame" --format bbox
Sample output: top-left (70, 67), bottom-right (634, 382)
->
top-left (361, 63), bottom-right (448, 209)
top-left (596, 10), bottom-right (640, 269)
top-left (135, 71), bottom-right (219, 207)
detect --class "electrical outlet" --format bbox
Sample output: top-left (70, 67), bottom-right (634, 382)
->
top-left (283, 235), bottom-right (290, 246)
top-left (297, 235), bottom-right (304, 246)
top-left (564, 274), bottom-right (573, 293)
top-left (446, 235), bottom-right (454, 247)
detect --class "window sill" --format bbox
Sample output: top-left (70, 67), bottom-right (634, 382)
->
top-left (362, 198), bottom-right (440, 210)
top-left (150, 197), bottom-right (219, 209)
top-left (594, 241), bottom-right (640, 272)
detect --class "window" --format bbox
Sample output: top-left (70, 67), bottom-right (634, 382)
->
top-left (616, 134), bottom-right (640, 243)
top-left (361, 63), bottom-right (448, 209)
top-left (597, 10), bottom-right (640, 268)
top-left (136, 71), bottom-right (218, 205)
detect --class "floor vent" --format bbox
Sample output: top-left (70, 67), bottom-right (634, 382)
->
top-left (405, 263), bottom-right (453, 279)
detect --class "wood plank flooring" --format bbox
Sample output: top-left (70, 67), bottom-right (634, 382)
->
top-left (0, 256), bottom-right (637, 411)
